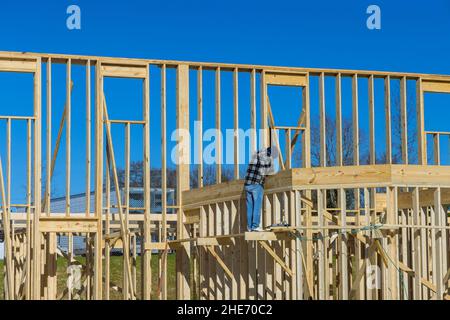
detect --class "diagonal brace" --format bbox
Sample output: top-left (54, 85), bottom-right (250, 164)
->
top-left (258, 240), bottom-right (293, 277)
top-left (206, 245), bottom-right (233, 279)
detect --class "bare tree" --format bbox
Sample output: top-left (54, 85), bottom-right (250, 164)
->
top-left (308, 115), bottom-right (369, 167)
top-left (114, 161), bottom-right (233, 191)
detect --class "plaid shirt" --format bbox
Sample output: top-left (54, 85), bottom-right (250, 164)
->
top-left (244, 148), bottom-right (273, 185)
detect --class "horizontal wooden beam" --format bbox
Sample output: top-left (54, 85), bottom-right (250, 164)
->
top-left (5, 213), bottom-right (178, 222)
top-left (398, 188), bottom-right (450, 209)
top-left (39, 218), bottom-right (98, 233)
top-left (422, 80), bottom-right (450, 93)
top-left (184, 165), bottom-right (450, 207)
top-left (2, 50), bottom-right (450, 81)
top-left (264, 72), bottom-right (307, 87)
top-left (245, 231), bottom-right (293, 241)
top-left (197, 237), bottom-right (235, 246)
top-left (101, 63), bottom-right (148, 78)
top-left (0, 58), bottom-right (37, 73)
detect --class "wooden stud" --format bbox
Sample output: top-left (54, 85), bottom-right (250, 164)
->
top-left (161, 64), bottom-right (168, 299)
top-left (400, 76), bottom-right (408, 164)
top-left (250, 69), bottom-right (257, 154)
top-left (0, 156), bottom-right (14, 299)
top-left (66, 59), bottom-right (71, 217)
top-left (93, 61), bottom-right (104, 300)
top-left (261, 70), bottom-right (269, 148)
top-left (233, 68), bottom-right (239, 179)
top-left (302, 75), bottom-right (311, 168)
top-left (216, 67), bottom-right (222, 183)
top-left (368, 75), bottom-right (375, 164)
top-left (86, 60), bottom-right (91, 216)
top-left (25, 119), bottom-right (32, 299)
top-left (46, 59), bottom-right (52, 216)
top-left (319, 73), bottom-right (326, 167)
top-left (197, 66), bottom-right (203, 187)
top-left (417, 78), bottom-right (427, 165)
top-left (176, 64), bottom-right (191, 299)
top-left (432, 188), bottom-right (444, 299)
top-left (143, 64), bottom-right (151, 300)
top-left (433, 134), bottom-right (440, 165)
top-left (32, 57), bottom-right (42, 300)
top-left (339, 188), bottom-right (348, 299)
top-left (385, 76), bottom-right (392, 164)
top-left (335, 73), bottom-right (343, 166)
top-left (352, 74), bottom-right (359, 166)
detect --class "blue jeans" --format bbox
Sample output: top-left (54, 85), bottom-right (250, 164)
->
top-left (245, 183), bottom-right (264, 231)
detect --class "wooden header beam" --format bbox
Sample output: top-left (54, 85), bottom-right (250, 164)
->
top-left (183, 165), bottom-right (450, 207)
top-left (0, 50), bottom-right (447, 81)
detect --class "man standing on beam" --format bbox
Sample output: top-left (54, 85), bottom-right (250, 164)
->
top-left (244, 131), bottom-right (279, 232)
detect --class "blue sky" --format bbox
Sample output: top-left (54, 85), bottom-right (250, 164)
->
top-left (0, 1), bottom-right (449, 73)
top-left (0, 0), bottom-right (450, 200)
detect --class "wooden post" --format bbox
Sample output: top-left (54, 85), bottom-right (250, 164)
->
top-left (319, 73), bottom-right (326, 167)
top-left (94, 61), bottom-right (104, 300)
top-left (432, 188), bottom-right (444, 299)
top-left (335, 73), bottom-right (343, 166)
top-left (368, 75), bottom-right (375, 164)
top-left (339, 188), bottom-right (348, 299)
top-left (143, 64), bottom-right (151, 300)
top-left (215, 67), bottom-right (222, 183)
top-left (386, 187), bottom-right (399, 299)
top-left (250, 69), bottom-right (257, 155)
top-left (161, 64), bottom-right (168, 299)
top-left (86, 60), bottom-right (92, 216)
top-left (0, 156), bottom-right (13, 299)
top-left (416, 78), bottom-right (427, 165)
top-left (261, 70), bottom-right (269, 148)
top-left (176, 64), bottom-right (191, 299)
top-left (400, 76), bottom-right (408, 164)
top-left (411, 187), bottom-right (422, 299)
top-left (32, 57), bottom-right (42, 300)
top-left (233, 68), bottom-right (239, 179)
top-left (66, 59), bottom-right (71, 217)
top-left (352, 74), bottom-right (359, 166)
top-left (197, 66), bottom-right (203, 187)
top-left (46, 59), bottom-right (52, 216)
top-left (385, 76), bottom-right (392, 164)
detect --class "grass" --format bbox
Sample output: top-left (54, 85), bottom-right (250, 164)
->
top-left (0, 253), bottom-right (177, 300)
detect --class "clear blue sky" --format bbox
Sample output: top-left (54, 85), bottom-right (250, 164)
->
top-left (1, 0), bottom-right (449, 73)
top-left (0, 0), bottom-right (450, 200)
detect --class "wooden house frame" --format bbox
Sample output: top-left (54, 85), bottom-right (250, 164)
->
top-left (0, 51), bottom-right (449, 300)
